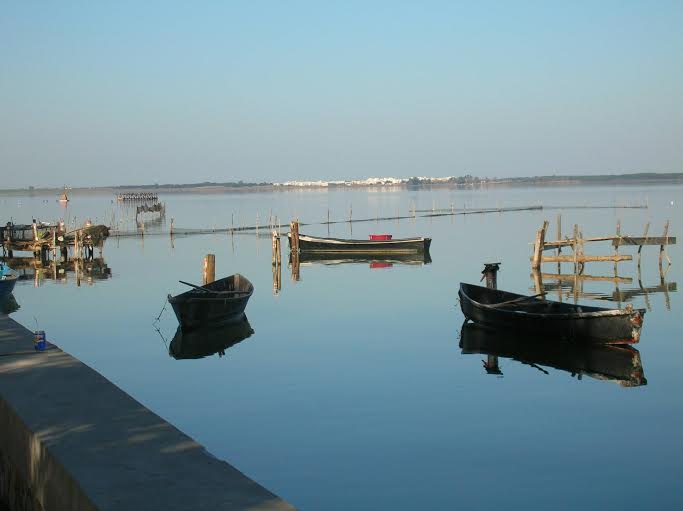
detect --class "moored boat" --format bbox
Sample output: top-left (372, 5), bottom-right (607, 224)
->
top-left (0, 264), bottom-right (18, 299)
top-left (289, 233), bottom-right (431, 254)
top-left (168, 274), bottom-right (254, 328)
top-left (459, 282), bottom-right (644, 344)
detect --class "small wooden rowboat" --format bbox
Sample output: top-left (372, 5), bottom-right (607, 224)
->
top-left (459, 283), bottom-right (645, 344)
top-left (459, 322), bottom-right (646, 386)
top-left (168, 274), bottom-right (254, 328)
top-left (289, 233), bottom-right (431, 254)
top-left (0, 268), bottom-right (18, 299)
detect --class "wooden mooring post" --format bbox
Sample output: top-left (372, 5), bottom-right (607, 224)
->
top-left (481, 262), bottom-right (500, 290)
top-left (481, 263), bottom-right (502, 375)
top-left (289, 221), bottom-right (300, 282)
top-left (531, 221), bottom-right (549, 270)
top-left (272, 230), bottom-right (281, 294)
top-left (203, 254), bottom-right (215, 285)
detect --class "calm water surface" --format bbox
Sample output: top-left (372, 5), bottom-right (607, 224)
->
top-left (1, 185), bottom-right (681, 510)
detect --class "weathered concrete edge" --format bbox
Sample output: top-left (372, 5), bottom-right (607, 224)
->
top-left (0, 314), bottom-right (297, 511)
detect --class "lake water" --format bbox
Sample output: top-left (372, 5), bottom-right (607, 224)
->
top-left (1, 184), bottom-right (681, 510)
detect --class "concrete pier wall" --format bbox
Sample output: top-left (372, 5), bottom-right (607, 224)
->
top-left (0, 314), bottom-right (296, 511)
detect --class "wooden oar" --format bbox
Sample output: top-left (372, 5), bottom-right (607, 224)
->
top-left (489, 292), bottom-right (546, 308)
top-left (178, 280), bottom-right (251, 296)
top-left (179, 280), bottom-right (209, 292)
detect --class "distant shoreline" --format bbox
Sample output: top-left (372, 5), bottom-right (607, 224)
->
top-left (1, 173), bottom-right (682, 196)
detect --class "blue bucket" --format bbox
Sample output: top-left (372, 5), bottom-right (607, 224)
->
top-left (34, 330), bottom-right (46, 351)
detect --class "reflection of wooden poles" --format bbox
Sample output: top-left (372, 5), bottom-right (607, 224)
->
top-left (638, 222), bottom-right (649, 268)
top-left (531, 269), bottom-right (544, 296)
top-left (535, 272), bottom-right (633, 284)
top-left (203, 254), bottom-right (215, 285)
top-left (660, 220), bottom-right (671, 276)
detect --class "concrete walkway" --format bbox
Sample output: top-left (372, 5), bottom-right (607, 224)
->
top-left (0, 313), bottom-right (296, 511)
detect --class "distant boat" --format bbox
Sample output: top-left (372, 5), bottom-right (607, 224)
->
top-left (297, 251), bottom-right (432, 266)
top-left (459, 283), bottom-right (645, 344)
top-left (59, 187), bottom-right (69, 202)
top-left (169, 314), bottom-right (254, 360)
top-left (459, 322), bottom-right (646, 387)
top-left (168, 274), bottom-right (254, 328)
top-left (289, 233), bottom-right (431, 254)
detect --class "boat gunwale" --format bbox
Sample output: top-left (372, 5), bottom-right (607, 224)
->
top-left (459, 283), bottom-right (644, 320)
top-left (168, 274), bottom-right (253, 304)
top-left (290, 233), bottom-right (431, 245)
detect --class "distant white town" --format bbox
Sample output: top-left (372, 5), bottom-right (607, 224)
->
top-left (274, 175), bottom-right (485, 187)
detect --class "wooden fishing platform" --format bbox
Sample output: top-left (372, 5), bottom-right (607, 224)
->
top-left (531, 217), bottom-right (675, 271)
top-left (1, 220), bottom-right (109, 259)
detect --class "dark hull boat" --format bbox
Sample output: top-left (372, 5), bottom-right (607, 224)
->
top-left (289, 233), bottom-right (431, 254)
top-left (168, 274), bottom-right (254, 328)
top-left (459, 283), bottom-right (644, 344)
top-left (297, 251), bottom-right (432, 266)
top-left (0, 274), bottom-right (18, 299)
top-left (459, 322), bottom-right (646, 386)
top-left (169, 314), bottom-right (254, 360)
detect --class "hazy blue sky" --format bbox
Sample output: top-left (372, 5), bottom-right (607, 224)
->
top-left (1, 1), bottom-right (682, 187)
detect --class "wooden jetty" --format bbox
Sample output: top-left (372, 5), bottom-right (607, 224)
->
top-left (1, 221), bottom-right (109, 259)
top-left (531, 217), bottom-right (675, 271)
top-left (116, 192), bottom-right (159, 202)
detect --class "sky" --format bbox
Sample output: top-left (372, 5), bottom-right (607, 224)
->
top-left (1, 1), bottom-right (682, 188)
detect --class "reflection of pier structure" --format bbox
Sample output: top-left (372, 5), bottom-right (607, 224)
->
top-left (3, 256), bottom-right (111, 287)
top-left (531, 269), bottom-right (676, 311)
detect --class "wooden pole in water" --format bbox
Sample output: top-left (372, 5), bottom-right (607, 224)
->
top-left (660, 220), bottom-right (670, 276)
top-left (556, 214), bottom-right (562, 275)
top-left (614, 220), bottom-right (621, 275)
top-left (272, 230), bottom-right (281, 294)
top-left (572, 224), bottom-right (578, 274)
top-left (531, 221), bottom-right (548, 270)
top-left (203, 254), bottom-right (216, 285)
top-left (289, 221), bottom-right (300, 253)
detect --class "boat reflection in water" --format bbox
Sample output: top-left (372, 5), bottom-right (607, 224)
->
top-left (295, 251), bottom-right (432, 268)
top-left (459, 322), bottom-right (647, 387)
top-left (169, 314), bottom-right (254, 360)
top-left (0, 294), bottom-right (20, 315)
